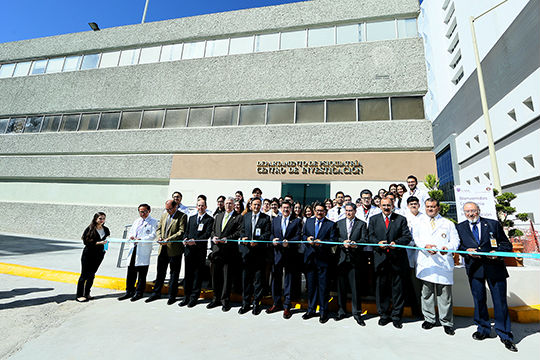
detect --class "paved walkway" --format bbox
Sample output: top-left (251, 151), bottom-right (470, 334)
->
top-left (1, 274), bottom-right (539, 360)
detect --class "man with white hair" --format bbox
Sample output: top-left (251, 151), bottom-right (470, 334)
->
top-left (456, 201), bottom-right (517, 352)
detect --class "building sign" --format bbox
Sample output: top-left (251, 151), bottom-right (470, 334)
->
top-left (256, 160), bottom-right (364, 175)
top-left (454, 184), bottom-right (497, 222)
top-left (170, 152), bottom-right (436, 181)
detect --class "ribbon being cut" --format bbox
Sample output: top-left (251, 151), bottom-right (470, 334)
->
top-left (105, 238), bottom-right (540, 260)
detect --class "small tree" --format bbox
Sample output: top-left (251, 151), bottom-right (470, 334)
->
top-left (493, 189), bottom-right (526, 237)
top-left (424, 174), bottom-right (450, 217)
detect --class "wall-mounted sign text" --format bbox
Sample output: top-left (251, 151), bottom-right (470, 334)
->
top-left (256, 160), bottom-right (364, 175)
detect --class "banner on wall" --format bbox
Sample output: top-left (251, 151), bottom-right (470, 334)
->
top-left (454, 184), bottom-right (497, 223)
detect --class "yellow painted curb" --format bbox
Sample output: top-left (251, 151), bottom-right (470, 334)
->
top-left (509, 305), bottom-right (540, 323)
top-left (0, 262), bottom-right (125, 291)
top-left (1, 262), bottom-right (538, 323)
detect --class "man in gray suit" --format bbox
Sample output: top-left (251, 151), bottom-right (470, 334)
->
top-left (335, 202), bottom-right (368, 326)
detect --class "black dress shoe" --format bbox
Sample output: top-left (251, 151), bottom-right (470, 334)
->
top-left (167, 298), bottom-right (176, 305)
top-left (222, 302), bottom-right (231, 312)
top-left (422, 321), bottom-right (435, 330)
top-left (302, 312), bottom-right (317, 320)
top-left (252, 305), bottom-right (262, 316)
top-left (472, 331), bottom-right (488, 341)
top-left (319, 314), bottom-right (329, 324)
top-left (283, 309), bottom-right (292, 319)
top-left (130, 294), bottom-right (143, 302)
top-left (378, 318), bottom-right (391, 326)
top-left (444, 326), bottom-right (455, 336)
top-left (501, 339), bottom-right (518, 352)
top-left (238, 305), bottom-right (251, 314)
top-left (187, 300), bottom-right (198, 308)
top-left (118, 293), bottom-right (134, 301)
top-left (355, 317), bottom-right (366, 326)
top-left (265, 305), bottom-right (283, 314)
top-left (335, 313), bottom-right (347, 321)
top-left (145, 294), bottom-right (161, 303)
top-left (392, 320), bottom-right (403, 329)
top-left (206, 300), bottom-right (220, 309)
top-left (178, 298), bottom-right (189, 307)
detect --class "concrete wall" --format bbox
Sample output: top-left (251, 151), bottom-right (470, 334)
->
top-left (0, 39), bottom-right (426, 116)
top-left (0, 154), bottom-right (172, 179)
top-left (1, 202), bottom-right (148, 239)
top-left (0, 121), bottom-right (433, 157)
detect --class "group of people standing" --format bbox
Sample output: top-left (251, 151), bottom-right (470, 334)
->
top-left (75, 175), bottom-right (518, 352)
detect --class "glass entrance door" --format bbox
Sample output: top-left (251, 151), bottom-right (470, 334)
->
top-left (281, 183), bottom-right (330, 206)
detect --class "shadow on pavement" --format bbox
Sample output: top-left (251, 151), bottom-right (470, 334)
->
top-left (0, 287), bottom-right (54, 300)
top-left (453, 315), bottom-right (540, 344)
top-left (513, 323), bottom-right (540, 344)
top-left (0, 235), bottom-right (79, 255)
top-left (0, 294), bottom-right (74, 310)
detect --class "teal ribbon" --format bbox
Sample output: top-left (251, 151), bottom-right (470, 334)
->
top-left (105, 238), bottom-right (539, 259)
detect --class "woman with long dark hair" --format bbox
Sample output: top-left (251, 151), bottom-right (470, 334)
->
top-left (303, 205), bottom-right (314, 223)
top-left (396, 183), bottom-right (407, 210)
top-left (76, 212), bottom-right (110, 302)
top-left (293, 202), bottom-right (303, 220)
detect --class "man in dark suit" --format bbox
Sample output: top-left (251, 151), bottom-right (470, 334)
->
top-left (335, 202), bottom-right (368, 326)
top-left (238, 197), bottom-right (271, 315)
top-left (368, 196), bottom-right (412, 328)
top-left (146, 199), bottom-right (187, 305)
top-left (180, 198), bottom-right (214, 308)
top-left (208, 196), bottom-right (243, 312)
top-left (266, 200), bottom-right (302, 319)
top-left (456, 201), bottom-right (517, 352)
top-left (302, 203), bottom-right (336, 324)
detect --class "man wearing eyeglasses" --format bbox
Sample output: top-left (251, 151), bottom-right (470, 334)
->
top-left (456, 201), bottom-right (517, 352)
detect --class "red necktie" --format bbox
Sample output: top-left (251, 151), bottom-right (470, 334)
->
top-left (384, 216), bottom-right (390, 253)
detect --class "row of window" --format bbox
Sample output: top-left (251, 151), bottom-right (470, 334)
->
top-left (0, 18), bottom-right (418, 79)
top-left (0, 96), bottom-right (425, 134)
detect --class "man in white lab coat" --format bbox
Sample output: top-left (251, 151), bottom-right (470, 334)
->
top-left (118, 203), bottom-right (158, 302)
top-left (415, 198), bottom-right (459, 335)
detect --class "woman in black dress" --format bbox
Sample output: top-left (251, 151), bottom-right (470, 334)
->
top-left (76, 212), bottom-right (110, 302)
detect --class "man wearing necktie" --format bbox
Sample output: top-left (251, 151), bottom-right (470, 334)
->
top-left (414, 198), bottom-right (459, 336)
top-left (118, 204), bottom-right (158, 302)
top-left (181, 198), bottom-right (214, 308)
top-left (267, 200), bottom-right (302, 319)
top-left (367, 197), bottom-right (411, 328)
top-left (302, 203), bottom-right (336, 324)
top-left (456, 202), bottom-right (517, 352)
top-left (238, 197), bottom-right (271, 315)
top-left (146, 199), bottom-right (187, 305)
top-left (208, 197), bottom-right (243, 312)
top-left (335, 202), bottom-right (368, 325)
top-left (327, 191), bottom-right (346, 222)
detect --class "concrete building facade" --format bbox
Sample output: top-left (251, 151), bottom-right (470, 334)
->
top-left (419, 0), bottom-right (540, 224)
top-left (0, 0), bottom-right (435, 239)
